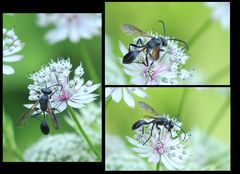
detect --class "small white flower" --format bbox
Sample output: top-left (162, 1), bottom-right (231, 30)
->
top-left (127, 115), bottom-right (189, 170)
top-left (3, 28), bottom-right (24, 75)
top-left (205, 2), bottom-right (230, 30)
top-left (105, 87), bottom-right (148, 108)
top-left (119, 34), bottom-right (191, 85)
top-left (27, 58), bottom-right (100, 112)
top-left (37, 13), bottom-right (101, 44)
top-left (106, 134), bottom-right (149, 170)
top-left (64, 102), bottom-right (101, 145)
top-left (24, 133), bottom-right (96, 162)
top-left (105, 35), bottom-right (126, 85)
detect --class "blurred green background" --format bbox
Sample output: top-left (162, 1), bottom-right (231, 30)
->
top-left (105, 2), bottom-right (230, 85)
top-left (106, 88), bottom-right (230, 149)
top-left (3, 14), bottom-right (102, 161)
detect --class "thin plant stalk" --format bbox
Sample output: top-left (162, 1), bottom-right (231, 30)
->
top-left (207, 66), bottom-right (229, 84)
top-left (79, 43), bottom-right (101, 95)
top-left (177, 88), bottom-right (188, 119)
top-left (68, 106), bottom-right (101, 161)
top-left (188, 18), bottom-right (212, 47)
top-left (207, 97), bottom-right (229, 135)
top-left (156, 158), bottom-right (161, 171)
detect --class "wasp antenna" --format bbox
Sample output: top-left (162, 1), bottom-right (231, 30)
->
top-left (167, 38), bottom-right (189, 50)
top-left (173, 123), bottom-right (187, 141)
top-left (157, 20), bottom-right (166, 37)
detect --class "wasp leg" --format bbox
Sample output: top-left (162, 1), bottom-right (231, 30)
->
top-left (136, 38), bottom-right (144, 46)
top-left (143, 123), bottom-right (155, 145)
top-left (141, 126), bottom-right (144, 134)
top-left (156, 124), bottom-right (163, 144)
top-left (128, 43), bottom-right (145, 51)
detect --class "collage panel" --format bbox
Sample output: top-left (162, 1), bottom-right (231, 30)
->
top-left (105, 2), bottom-right (230, 85)
top-left (105, 87), bottom-right (230, 171)
top-left (3, 13), bottom-right (102, 162)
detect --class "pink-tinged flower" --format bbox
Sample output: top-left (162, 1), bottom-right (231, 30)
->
top-left (27, 58), bottom-right (100, 112)
top-left (127, 115), bottom-right (189, 170)
top-left (37, 13), bottom-right (101, 44)
top-left (3, 28), bottom-right (24, 75)
top-left (119, 34), bottom-right (192, 85)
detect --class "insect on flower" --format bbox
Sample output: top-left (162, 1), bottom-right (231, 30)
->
top-left (122, 20), bottom-right (189, 69)
top-left (132, 101), bottom-right (186, 145)
top-left (17, 84), bottom-right (63, 135)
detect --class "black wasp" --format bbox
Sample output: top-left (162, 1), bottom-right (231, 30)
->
top-left (17, 84), bottom-right (63, 135)
top-left (132, 101), bottom-right (186, 145)
top-left (122, 20), bottom-right (189, 68)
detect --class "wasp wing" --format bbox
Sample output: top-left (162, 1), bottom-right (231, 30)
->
top-left (122, 24), bottom-right (153, 38)
top-left (17, 101), bottom-right (39, 127)
top-left (47, 102), bottom-right (59, 130)
top-left (138, 101), bottom-right (159, 115)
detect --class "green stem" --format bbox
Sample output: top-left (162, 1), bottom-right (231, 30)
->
top-left (79, 43), bottom-right (101, 95)
top-left (188, 18), bottom-right (212, 47)
top-left (177, 88), bottom-right (188, 119)
top-left (207, 66), bottom-right (229, 84)
top-left (68, 106), bottom-right (101, 161)
top-left (12, 147), bottom-right (24, 161)
top-left (207, 98), bottom-right (229, 135)
top-left (106, 97), bottom-right (112, 109)
top-left (156, 160), bottom-right (161, 171)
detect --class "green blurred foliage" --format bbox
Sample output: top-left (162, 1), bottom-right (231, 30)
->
top-left (105, 2), bottom-right (230, 84)
top-left (106, 88), bottom-right (230, 150)
top-left (3, 14), bottom-right (102, 161)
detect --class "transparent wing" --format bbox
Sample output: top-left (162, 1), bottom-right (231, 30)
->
top-left (138, 101), bottom-right (159, 115)
top-left (122, 24), bottom-right (153, 38)
top-left (17, 101), bottom-right (39, 127)
top-left (47, 102), bottom-right (59, 130)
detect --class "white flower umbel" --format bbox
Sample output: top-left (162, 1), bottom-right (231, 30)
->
top-left (28, 58), bottom-right (100, 112)
top-left (24, 133), bottom-right (96, 162)
top-left (186, 128), bottom-right (230, 170)
top-left (127, 115), bottom-right (189, 170)
top-left (106, 134), bottom-right (149, 170)
top-left (37, 13), bottom-right (101, 44)
top-left (119, 35), bottom-right (191, 85)
top-left (3, 28), bottom-right (24, 75)
top-left (205, 2), bottom-right (230, 31)
top-left (64, 102), bottom-right (101, 145)
top-left (105, 87), bottom-right (148, 108)
top-left (105, 35), bottom-right (126, 85)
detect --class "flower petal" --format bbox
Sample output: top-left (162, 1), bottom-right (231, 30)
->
top-left (3, 65), bottom-right (15, 75)
top-left (119, 41), bottom-right (128, 55)
top-left (123, 88), bottom-right (135, 108)
top-left (3, 55), bottom-right (23, 62)
top-left (111, 88), bottom-right (122, 103)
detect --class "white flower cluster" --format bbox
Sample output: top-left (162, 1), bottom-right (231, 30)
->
top-left (127, 115), bottom-right (189, 170)
top-left (105, 87), bottom-right (148, 108)
top-left (65, 102), bottom-right (102, 145)
top-left (105, 35), bottom-right (126, 85)
top-left (120, 34), bottom-right (191, 85)
top-left (3, 28), bottom-right (24, 75)
top-left (106, 134), bottom-right (149, 170)
top-left (186, 129), bottom-right (230, 170)
top-left (37, 13), bottom-right (101, 44)
top-left (27, 58), bottom-right (100, 112)
top-left (24, 133), bottom-right (96, 162)
top-left (205, 2), bottom-right (230, 31)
